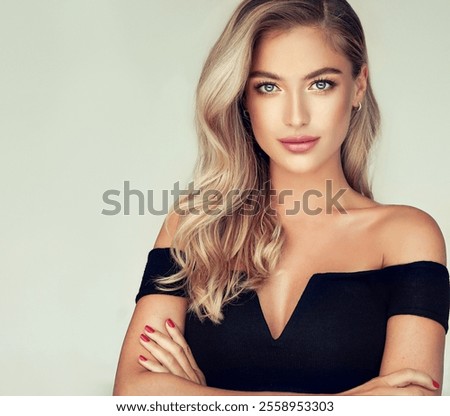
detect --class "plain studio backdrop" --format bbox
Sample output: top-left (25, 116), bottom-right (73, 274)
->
top-left (0, 0), bottom-right (449, 395)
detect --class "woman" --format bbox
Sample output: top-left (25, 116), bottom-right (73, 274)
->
top-left (113, 0), bottom-right (449, 395)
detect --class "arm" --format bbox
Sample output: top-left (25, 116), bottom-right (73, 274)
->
top-left (114, 294), bottom-right (438, 396)
top-left (114, 211), bottom-right (190, 395)
top-left (114, 293), bottom-right (439, 396)
top-left (379, 316), bottom-right (444, 395)
top-left (376, 206), bottom-right (447, 396)
top-left (113, 294), bottom-right (191, 395)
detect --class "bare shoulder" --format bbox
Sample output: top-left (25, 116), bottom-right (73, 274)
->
top-left (153, 209), bottom-right (183, 249)
top-left (376, 204), bottom-right (447, 267)
top-left (114, 209), bottom-right (188, 393)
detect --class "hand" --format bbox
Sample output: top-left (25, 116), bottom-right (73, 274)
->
top-left (138, 319), bottom-right (207, 386)
top-left (339, 368), bottom-right (440, 396)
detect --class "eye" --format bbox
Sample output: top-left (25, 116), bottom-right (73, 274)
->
top-left (255, 82), bottom-right (280, 95)
top-left (310, 79), bottom-right (336, 91)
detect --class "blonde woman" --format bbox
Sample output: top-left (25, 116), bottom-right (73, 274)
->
top-left (113, 0), bottom-right (449, 396)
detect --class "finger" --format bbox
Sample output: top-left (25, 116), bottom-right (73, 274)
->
top-left (194, 368), bottom-right (207, 386)
top-left (143, 325), bottom-right (200, 383)
top-left (139, 333), bottom-right (161, 362)
top-left (140, 330), bottom-right (191, 380)
top-left (381, 385), bottom-right (428, 396)
top-left (137, 333), bottom-right (160, 363)
top-left (139, 332), bottom-right (190, 379)
top-left (165, 319), bottom-right (205, 383)
top-left (137, 354), bottom-right (169, 373)
top-left (381, 368), bottom-right (439, 391)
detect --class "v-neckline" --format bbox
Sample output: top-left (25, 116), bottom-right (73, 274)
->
top-left (250, 263), bottom-right (411, 343)
top-left (254, 273), bottom-right (319, 342)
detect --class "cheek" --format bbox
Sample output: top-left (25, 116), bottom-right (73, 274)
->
top-left (247, 100), bottom-right (279, 138)
top-left (321, 91), bottom-right (353, 136)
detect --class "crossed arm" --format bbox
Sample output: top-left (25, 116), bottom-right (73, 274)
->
top-left (112, 293), bottom-right (444, 396)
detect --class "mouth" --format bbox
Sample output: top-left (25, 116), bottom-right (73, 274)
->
top-left (278, 136), bottom-right (320, 153)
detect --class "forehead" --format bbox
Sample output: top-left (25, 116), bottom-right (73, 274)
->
top-left (252, 26), bottom-right (352, 76)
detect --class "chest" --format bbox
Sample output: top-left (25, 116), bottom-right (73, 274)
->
top-left (255, 234), bottom-right (383, 339)
top-left (184, 273), bottom-right (390, 393)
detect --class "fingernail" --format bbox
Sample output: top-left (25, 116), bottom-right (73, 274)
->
top-left (140, 333), bottom-right (150, 342)
top-left (166, 319), bottom-right (175, 328)
top-left (433, 380), bottom-right (440, 389)
top-left (144, 325), bottom-right (155, 333)
top-left (139, 355), bottom-right (147, 361)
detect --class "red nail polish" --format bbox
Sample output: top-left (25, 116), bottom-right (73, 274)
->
top-left (167, 319), bottom-right (175, 328)
top-left (145, 325), bottom-right (155, 333)
top-left (139, 355), bottom-right (147, 361)
top-left (433, 380), bottom-right (440, 389)
top-left (140, 333), bottom-right (150, 342)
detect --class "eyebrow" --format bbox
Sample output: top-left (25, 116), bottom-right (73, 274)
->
top-left (248, 67), bottom-right (343, 81)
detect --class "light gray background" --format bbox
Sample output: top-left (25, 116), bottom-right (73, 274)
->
top-left (0, 0), bottom-right (449, 395)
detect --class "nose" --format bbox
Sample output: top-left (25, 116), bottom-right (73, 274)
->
top-left (283, 91), bottom-right (310, 128)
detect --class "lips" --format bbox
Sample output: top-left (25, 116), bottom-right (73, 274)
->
top-left (278, 136), bottom-right (320, 143)
top-left (278, 136), bottom-right (320, 153)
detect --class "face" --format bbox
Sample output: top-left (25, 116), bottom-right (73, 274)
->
top-left (244, 26), bottom-right (367, 176)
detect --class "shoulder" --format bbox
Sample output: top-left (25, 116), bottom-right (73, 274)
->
top-left (376, 204), bottom-right (447, 267)
top-left (153, 210), bottom-right (184, 249)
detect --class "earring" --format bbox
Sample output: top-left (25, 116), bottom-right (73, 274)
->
top-left (355, 102), bottom-right (362, 112)
top-left (243, 109), bottom-right (250, 119)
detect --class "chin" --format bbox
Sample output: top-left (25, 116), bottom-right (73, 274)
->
top-left (271, 159), bottom-right (321, 175)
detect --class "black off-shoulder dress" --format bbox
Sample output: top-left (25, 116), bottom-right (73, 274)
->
top-left (135, 247), bottom-right (450, 394)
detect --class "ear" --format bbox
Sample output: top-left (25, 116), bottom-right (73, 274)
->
top-left (353, 64), bottom-right (368, 107)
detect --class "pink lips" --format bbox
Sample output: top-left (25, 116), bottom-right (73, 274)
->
top-left (278, 136), bottom-right (320, 153)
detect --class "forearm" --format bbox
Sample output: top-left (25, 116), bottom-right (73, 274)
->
top-left (114, 372), bottom-right (440, 396)
top-left (113, 372), bottom-right (327, 396)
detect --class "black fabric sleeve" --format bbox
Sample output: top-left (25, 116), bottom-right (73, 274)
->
top-left (387, 261), bottom-right (450, 334)
top-left (135, 247), bottom-right (186, 303)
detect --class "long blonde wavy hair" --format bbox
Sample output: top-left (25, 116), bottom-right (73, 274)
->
top-left (155, 0), bottom-right (380, 324)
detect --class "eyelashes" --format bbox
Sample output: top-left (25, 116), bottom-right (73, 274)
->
top-left (311, 79), bottom-right (336, 91)
top-left (254, 78), bottom-right (337, 95)
top-left (255, 82), bottom-right (279, 94)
